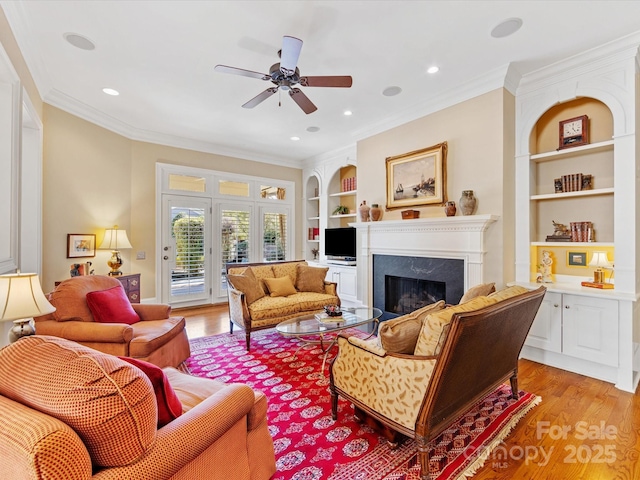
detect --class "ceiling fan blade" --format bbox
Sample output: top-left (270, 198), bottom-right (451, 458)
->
top-left (289, 88), bottom-right (317, 114)
top-left (300, 75), bottom-right (353, 88)
top-left (280, 36), bottom-right (303, 75)
top-left (214, 64), bottom-right (269, 80)
top-left (242, 87), bottom-right (278, 109)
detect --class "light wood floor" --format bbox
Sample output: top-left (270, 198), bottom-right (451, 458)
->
top-left (177, 304), bottom-right (640, 480)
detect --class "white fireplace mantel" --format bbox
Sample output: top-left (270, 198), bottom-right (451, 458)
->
top-left (351, 214), bottom-right (499, 305)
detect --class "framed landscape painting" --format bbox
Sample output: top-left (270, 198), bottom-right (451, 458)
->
top-left (386, 142), bottom-right (448, 210)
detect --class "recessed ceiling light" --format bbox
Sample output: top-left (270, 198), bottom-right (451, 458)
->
top-left (290, 136), bottom-right (300, 141)
top-left (63, 33), bottom-right (96, 51)
top-left (343, 110), bottom-right (353, 116)
top-left (491, 18), bottom-right (523, 38)
top-left (102, 88), bottom-right (119, 96)
top-left (427, 66), bottom-right (440, 74)
top-left (382, 86), bottom-right (402, 97)
top-left (306, 126), bottom-right (320, 133)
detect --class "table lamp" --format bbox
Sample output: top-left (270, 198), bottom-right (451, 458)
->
top-left (0, 272), bottom-right (56, 343)
top-left (99, 225), bottom-right (133, 276)
top-left (582, 251), bottom-right (613, 289)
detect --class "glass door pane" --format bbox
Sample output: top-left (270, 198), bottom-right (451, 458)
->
top-left (161, 195), bottom-right (211, 305)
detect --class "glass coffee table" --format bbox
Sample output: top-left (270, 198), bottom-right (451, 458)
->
top-left (276, 306), bottom-right (383, 372)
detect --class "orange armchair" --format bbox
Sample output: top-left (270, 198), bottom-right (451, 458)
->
top-left (34, 275), bottom-right (190, 368)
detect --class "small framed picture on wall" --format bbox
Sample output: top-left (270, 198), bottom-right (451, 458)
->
top-left (67, 234), bottom-right (96, 258)
top-left (567, 251), bottom-right (587, 267)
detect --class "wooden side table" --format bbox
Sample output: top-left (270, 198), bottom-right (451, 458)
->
top-left (54, 273), bottom-right (141, 303)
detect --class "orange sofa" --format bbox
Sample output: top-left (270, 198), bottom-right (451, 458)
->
top-left (34, 275), bottom-right (190, 368)
top-left (0, 336), bottom-right (276, 480)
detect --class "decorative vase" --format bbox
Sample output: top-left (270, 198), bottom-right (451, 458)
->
top-left (444, 201), bottom-right (456, 217)
top-left (359, 200), bottom-right (370, 222)
top-left (459, 190), bottom-right (477, 215)
top-left (370, 204), bottom-right (383, 221)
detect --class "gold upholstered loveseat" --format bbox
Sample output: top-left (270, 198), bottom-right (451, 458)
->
top-left (226, 260), bottom-right (340, 350)
top-left (329, 285), bottom-right (546, 480)
top-left (0, 335), bottom-right (276, 480)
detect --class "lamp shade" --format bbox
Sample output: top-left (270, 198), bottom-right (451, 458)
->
top-left (0, 273), bottom-right (56, 322)
top-left (99, 227), bottom-right (133, 250)
top-left (588, 252), bottom-right (612, 268)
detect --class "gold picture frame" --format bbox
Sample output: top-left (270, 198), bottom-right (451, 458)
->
top-left (386, 142), bottom-right (447, 210)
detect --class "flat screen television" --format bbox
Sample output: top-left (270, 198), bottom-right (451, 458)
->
top-left (324, 227), bottom-right (356, 260)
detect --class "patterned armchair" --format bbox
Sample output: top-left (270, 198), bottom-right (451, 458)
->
top-left (329, 286), bottom-right (546, 480)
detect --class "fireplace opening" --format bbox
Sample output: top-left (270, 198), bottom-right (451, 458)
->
top-left (384, 275), bottom-right (446, 315)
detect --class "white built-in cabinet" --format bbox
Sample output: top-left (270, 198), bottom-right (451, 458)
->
top-left (514, 40), bottom-right (640, 392)
top-left (523, 291), bottom-right (620, 383)
top-left (326, 265), bottom-right (357, 304)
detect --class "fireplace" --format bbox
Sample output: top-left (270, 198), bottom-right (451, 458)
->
top-left (353, 215), bottom-right (498, 317)
top-left (373, 254), bottom-right (464, 321)
top-left (385, 275), bottom-right (445, 315)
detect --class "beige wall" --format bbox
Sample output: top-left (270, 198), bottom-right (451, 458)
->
top-left (42, 105), bottom-right (302, 297)
top-left (356, 89), bottom-right (515, 287)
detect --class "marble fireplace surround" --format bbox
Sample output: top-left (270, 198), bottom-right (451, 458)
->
top-left (352, 215), bottom-right (498, 307)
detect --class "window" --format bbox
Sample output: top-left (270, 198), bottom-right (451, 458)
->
top-left (221, 208), bottom-right (251, 266)
top-left (262, 210), bottom-right (288, 262)
top-left (168, 174), bottom-right (206, 193)
top-left (219, 180), bottom-right (250, 197)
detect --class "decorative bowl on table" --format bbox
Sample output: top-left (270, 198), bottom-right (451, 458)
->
top-left (324, 305), bottom-right (342, 317)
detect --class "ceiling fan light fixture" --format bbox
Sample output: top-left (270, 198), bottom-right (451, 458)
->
top-left (382, 86), bottom-right (402, 97)
top-left (491, 18), bottom-right (523, 38)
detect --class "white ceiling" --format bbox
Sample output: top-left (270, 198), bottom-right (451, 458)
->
top-left (3, 1), bottom-right (640, 167)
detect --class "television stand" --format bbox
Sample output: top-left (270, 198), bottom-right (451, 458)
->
top-left (327, 259), bottom-right (356, 266)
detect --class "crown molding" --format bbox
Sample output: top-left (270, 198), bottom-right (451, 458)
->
top-left (44, 89), bottom-right (302, 168)
top-left (349, 64), bottom-right (513, 143)
top-left (517, 30), bottom-right (640, 96)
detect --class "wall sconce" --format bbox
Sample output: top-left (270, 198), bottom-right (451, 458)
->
top-left (0, 272), bottom-right (56, 344)
top-left (99, 225), bottom-right (133, 276)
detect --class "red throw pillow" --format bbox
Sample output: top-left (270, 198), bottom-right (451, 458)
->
top-left (86, 286), bottom-right (140, 325)
top-left (118, 357), bottom-right (183, 427)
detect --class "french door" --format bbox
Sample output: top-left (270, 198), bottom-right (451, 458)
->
top-left (161, 195), bottom-right (212, 306)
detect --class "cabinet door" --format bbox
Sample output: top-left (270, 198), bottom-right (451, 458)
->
top-left (336, 267), bottom-right (357, 299)
top-left (562, 294), bottom-right (618, 366)
top-left (525, 291), bottom-right (562, 352)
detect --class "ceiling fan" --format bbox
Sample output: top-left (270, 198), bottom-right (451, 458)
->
top-left (214, 35), bottom-right (352, 114)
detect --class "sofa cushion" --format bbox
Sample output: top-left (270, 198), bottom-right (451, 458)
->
top-left (50, 275), bottom-right (123, 322)
top-left (247, 296), bottom-right (300, 322)
top-left (0, 336), bottom-right (156, 467)
top-left (273, 261), bottom-right (305, 287)
top-left (295, 264), bottom-right (329, 293)
top-left (414, 296), bottom-right (499, 356)
top-left (86, 285), bottom-right (141, 325)
top-left (119, 357), bottom-right (183, 427)
top-left (263, 276), bottom-right (297, 297)
top-left (227, 267), bottom-right (265, 304)
top-left (488, 285), bottom-right (530, 302)
top-left (459, 283), bottom-right (496, 304)
top-left (378, 301), bottom-right (446, 354)
top-left (290, 292), bottom-right (340, 312)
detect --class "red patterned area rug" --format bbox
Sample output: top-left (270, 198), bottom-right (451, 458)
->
top-left (185, 329), bottom-right (540, 480)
